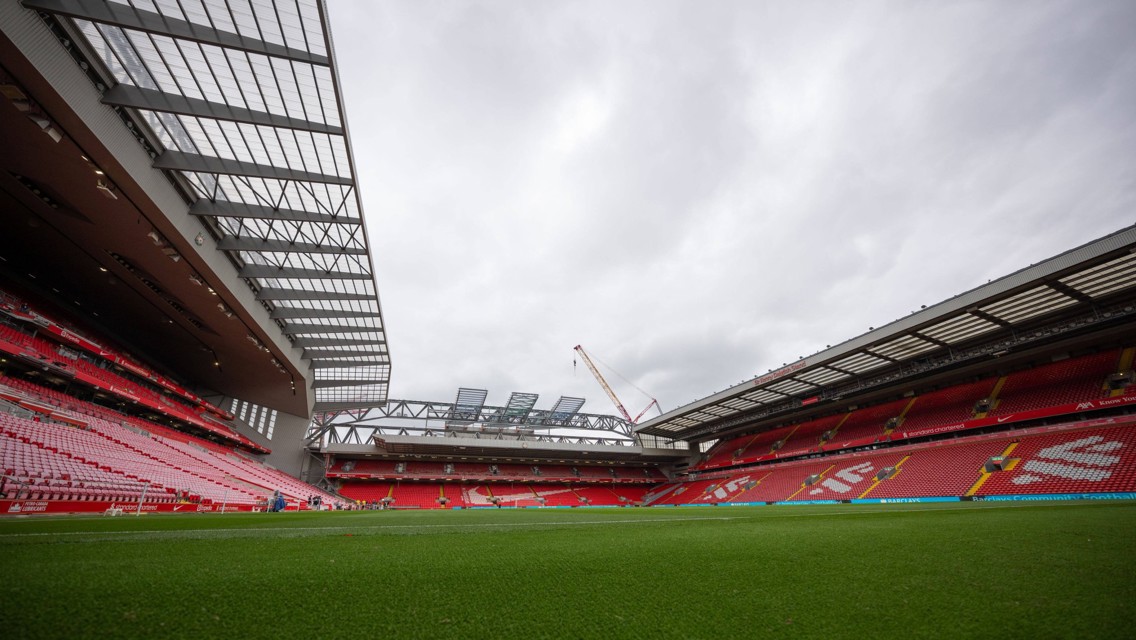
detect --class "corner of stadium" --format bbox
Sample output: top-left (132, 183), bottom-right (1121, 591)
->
top-left (2, 1), bottom-right (1133, 637)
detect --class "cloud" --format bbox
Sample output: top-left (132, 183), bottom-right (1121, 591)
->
top-left (329, 0), bottom-right (1136, 420)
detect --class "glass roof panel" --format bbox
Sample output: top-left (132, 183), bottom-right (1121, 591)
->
top-left (868, 334), bottom-right (938, 360)
top-left (766, 378), bottom-right (814, 395)
top-left (62, 0), bottom-right (389, 407)
top-left (980, 285), bottom-right (1077, 324)
top-left (1061, 253), bottom-right (1136, 298)
top-left (829, 351), bottom-right (891, 374)
top-left (794, 366), bottom-right (850, 385)
top-left (742, 389), bottom-right (783, 404)
top-left (919, 313), bottom-right (1000, 344)
top-left (722, 398), bottom-right (759, 410)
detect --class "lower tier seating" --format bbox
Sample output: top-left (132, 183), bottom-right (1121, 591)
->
top-left (0, 384), bottom-right (338, 507)
top-left (389, 482), bottom-right (445, 509)
top-left (663, 420), bottom-right (1136, 505)
top-left (977, 424), bottom-right (1136, 496)
top-left (865, 440), bottom-right (1007, 498)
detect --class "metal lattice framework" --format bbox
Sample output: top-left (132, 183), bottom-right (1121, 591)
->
top-left (306, 397), bottom-right (636, 448)
top-left (28, 0), bottom-right (390, 410)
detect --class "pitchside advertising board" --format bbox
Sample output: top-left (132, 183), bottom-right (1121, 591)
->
top-left (4, 495), bottom-right (1135, 515)
top-left (1, 500), bottom-right (307, 515)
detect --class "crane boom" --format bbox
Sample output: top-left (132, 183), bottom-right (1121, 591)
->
top-left (574, 345), bottom-right (633, 423)
top-left (632, 399), bottom-right (660, 424)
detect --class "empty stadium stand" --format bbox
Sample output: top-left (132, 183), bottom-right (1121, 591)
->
top-left (1, 378), bottom-right (338, 510)
top-left (893, 379), bottom-right (999, 436)
top-left (976, 424), bottom-right (1136, 496)
top-left (864, 440), bottom-right (1006, 499)
top-left (4, 292), bottom-right (1134, 514)
top-left (653, 415), bottom-right (1136, 506)
top-left (389, 483), bottom-right (445, 509)
top-left (989, 351), bottom-right (1119, 416)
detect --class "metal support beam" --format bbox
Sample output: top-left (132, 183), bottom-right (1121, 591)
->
top-left (314, 401), bottom-right (391, 413)
top-left (310, 399), bottom-right (635, 438)
top-left (22, 0), bottom-right (330, 65)
top-left (239, 264), bottom-right (371, 280)
top-left (154, 150), bottom-right (352, 185)
top-left (1046, 281), bottom-right (1095, 304)
top-left (287, 324), bottom-right (379, 334)
top-left (218, 236), bottom-right (367, 255)
top-left (968, 309), bottom-right (1014, 329)
top-left (911, 332), bottom-right (951, 349)
top-left (257, 287), bottom-right (372, 301)
top-left (190, 199), bottom-right (360, 225)
top-left (303, 348), bottom-right (387, 359)
top-left (312, 379), bottom-right (385, 389)
top-left (102, 84), bottom-right (342, 134)
top-left (311, 358), bottom-right (389, 367)
top-left (292, 337), bottom-right (385, 348)
top-left (862, 349), bottom-right (898, 363)
top-left (271, 308), bottom-right (380, 320)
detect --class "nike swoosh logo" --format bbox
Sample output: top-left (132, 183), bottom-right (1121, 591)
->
top-left (996, 416), bottom-right (1013, 423)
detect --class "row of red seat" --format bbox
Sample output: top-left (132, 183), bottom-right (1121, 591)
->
top-left (0, 387), bottom-right (338, 507)
top-left (702, 349), bottom-right (1127, 469)
top-left (1, 291), bottom-right (233, 421)
top-left (328, 458), bottom-right (665, 482)
top-left (0, 328), bottom-right (257, 450)
top-left (653, 419), bottom-right (1136, 505)
top-left (337, 481), bottom-right (651, 508)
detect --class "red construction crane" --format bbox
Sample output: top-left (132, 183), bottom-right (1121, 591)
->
top-left (573, 345), bottom-right (661, 424)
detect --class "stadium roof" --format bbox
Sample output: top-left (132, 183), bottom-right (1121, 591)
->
top-left (637, 225), bottom-right (1136, 441)
top-left (4, 0), bottom-right (389, 413)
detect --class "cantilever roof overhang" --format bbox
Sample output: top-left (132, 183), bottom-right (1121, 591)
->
top-left (637, 225), bottom-right (1136, 441)
top-left (22, 0), bottom-right (390, 411)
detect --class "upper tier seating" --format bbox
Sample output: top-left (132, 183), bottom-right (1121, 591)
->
top-left (990, 351), bottom-right (1118, 415)
top-left (327, 458), bottom-right (658, 483)
top-left (897, 379), bottom-right (1000, 435)
top-left (0, 330), bottom-right (251, 448)
top-left (702, 433), bottom-right (756, 468)
top-left (774, 415), bottom-right (844, 458)
top-left (702, 428), bottom-right (789, 468)
top-left (826, 399), bottom-right (911, 448)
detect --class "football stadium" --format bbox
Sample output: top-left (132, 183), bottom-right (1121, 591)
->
top-left (1, 1), bottom-right (1134, 638)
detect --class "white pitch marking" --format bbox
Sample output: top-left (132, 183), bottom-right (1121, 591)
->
top-left (0, 516), bottom-right (743, 538)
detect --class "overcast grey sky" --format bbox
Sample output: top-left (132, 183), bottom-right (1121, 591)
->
top-left (327, 1), bottom-right (1136, 417)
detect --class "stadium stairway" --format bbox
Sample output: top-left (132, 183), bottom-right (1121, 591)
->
top-left (976, 424), bottom-right (1136, 496)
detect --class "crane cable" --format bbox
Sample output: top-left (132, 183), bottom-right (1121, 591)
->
top-left (583, 348), bottom-right (655, 403)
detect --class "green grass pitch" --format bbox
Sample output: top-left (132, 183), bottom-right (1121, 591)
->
top-left (2, 501), bottom-right (1134, 639)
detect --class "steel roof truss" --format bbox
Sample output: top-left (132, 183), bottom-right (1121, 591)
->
top-left (23, 0), bottom-right (330, 64)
